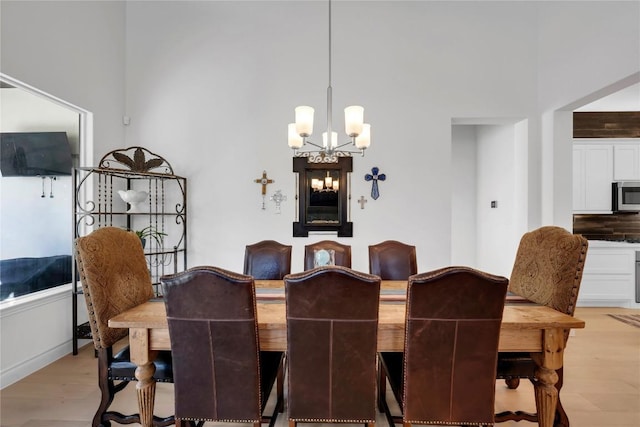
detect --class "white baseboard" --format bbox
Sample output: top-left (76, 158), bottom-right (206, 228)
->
top-left (0, 341), bottom-right (72, 389)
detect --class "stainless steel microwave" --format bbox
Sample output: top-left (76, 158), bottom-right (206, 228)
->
top-left (613, 182), bottom-right (640, 212)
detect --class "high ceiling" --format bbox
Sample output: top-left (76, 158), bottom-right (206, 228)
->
top-left (575, 83), bottom-right (640, 112)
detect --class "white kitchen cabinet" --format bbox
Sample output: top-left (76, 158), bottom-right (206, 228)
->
top-left (577, 244), bottom-right (635, 307)
top-left (573, 143), bottom-right (613, 213)
top-left (613, 142), bottom-right (640, 181)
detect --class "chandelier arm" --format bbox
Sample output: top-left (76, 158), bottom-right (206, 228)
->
top-left (333, 139), bottom-right (357, 150)
top-left (335, 148), bottom-right (365, 155)
top-left (302, 140), bottom-right (325, 150)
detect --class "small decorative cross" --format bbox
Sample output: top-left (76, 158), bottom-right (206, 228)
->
top-left (364, 167), bottom-right (386, 200)
top-left (254, 170), bottom-right (274, 209)
top-left (270, 190), bottom-right (287, 214)
top-left (358, 196), bottom-right (368, 209)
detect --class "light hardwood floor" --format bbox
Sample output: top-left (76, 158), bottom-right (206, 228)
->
top-left (1, 307), bottom-right (639, 427)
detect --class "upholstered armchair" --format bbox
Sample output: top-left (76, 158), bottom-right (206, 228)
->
top-left (285, 266), bottom-right (380, 427)
top-left (378, 266), bottom-right (508, 427)
top-left (244, 240), bottom-right (292, 280)
top-left (75, 226), bottom-right (174, 427)
top-left (495, 226), bottom-right (588, 426)
top-left (368, 240), bottom-right (417, 280)
top-left (161, 266), bottom-right (284, 427)
top-left (303, 240), bottom-right (352, 270)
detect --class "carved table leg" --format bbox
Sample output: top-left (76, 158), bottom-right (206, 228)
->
top-left (130, 328), bottom-right (157, 427)
top-left (136, 362), bottom-right (157, 427)
top-left (532, 328), bottom-right (564, 427)
top-left (534, 365), bottom-right (559, 427)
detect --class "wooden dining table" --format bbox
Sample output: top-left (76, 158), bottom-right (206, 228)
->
top-left (108, 280), bottom-right (585, 427)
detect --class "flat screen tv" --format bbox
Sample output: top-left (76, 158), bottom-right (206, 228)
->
top-left (0, 132), bottom-right (73, 176)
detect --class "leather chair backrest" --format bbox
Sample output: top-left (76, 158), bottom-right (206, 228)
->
top-left (403, 266), bottom-right (508, 425)
top-left (368, 240), bottom-right (417, 280)
top-left (303, 240), bottom-right (352, 270)
top-left (285, 266), bottom-right (380, 422)
top-left (509, 226), bottom-right (588, 317)
top-left (75, 227), bottom-right (154, 349)
top-left (243, 240), bottom-right (292, 280)
top-left (161, 266), bottom-right (262, 423)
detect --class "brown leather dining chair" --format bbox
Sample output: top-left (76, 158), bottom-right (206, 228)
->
top-left (244, 240), bottom-right (292, 279)
top-left (368, 240), bottom-right (417, 280)
top-left (285, 266), bottom-right (381, 427)
top-left (75, 226), bottom-right (174, 427)
top-left (378, 266), bottom-right (508, 427)
top-left (161, 266), bottom-right (285, 427)
top-left (304, 240), bottom-right (352, 270)
top-left (495, 226), bottom-right (588, 426)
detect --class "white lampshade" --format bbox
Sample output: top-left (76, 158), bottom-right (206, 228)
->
top-left (295, 106), bottom-right (314, 136)
top-left (322, 131), bottom-right (338, 149)
top-left (324, 174), bottom-right (333, 188)
top-left (332, 180), bottom-right (339, 191)
top-left (288, 123), bottom-right (303, 148)
top-left (344, 105), bottom-right (364, 137)
top-left (355, 123), bottom-right (371, 149)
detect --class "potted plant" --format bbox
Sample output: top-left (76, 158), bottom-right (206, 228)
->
top-left (134, 226), bottom-right (167, 248)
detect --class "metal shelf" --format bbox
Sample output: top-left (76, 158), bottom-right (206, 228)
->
top-left (72, 147), bottom-right (187, 355)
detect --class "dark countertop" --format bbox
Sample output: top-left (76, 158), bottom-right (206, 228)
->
top-left (582, 234), bottom-right (640, 243)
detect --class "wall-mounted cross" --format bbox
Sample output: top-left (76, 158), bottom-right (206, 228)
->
top-left (364, 166), bottom-right (386, 200)
top-left (358, 196), bottom-right (368, 209)
top-left (254, 170), bottom-right (274, 209)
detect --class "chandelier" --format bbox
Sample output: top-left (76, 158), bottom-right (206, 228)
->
top-left (287, 0), bottom-right (371, 161)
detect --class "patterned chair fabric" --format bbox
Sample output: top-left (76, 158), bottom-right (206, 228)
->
top-left (378, 266), bottom-right (508, 427)
top-left (368, 240), bottom-right (417, 280)
top-left (495, 225), bottom-right (588, 425)
top-left (285, 266), bottom-right (380, 427)
top-left (303, 240), bottom-right (352, 270)
top-left (161, 266), bottom-right (284, 427)
top-left (243, 240), bottom-right (292, 280)
top-left (75, 226), bottom-right (174, 427)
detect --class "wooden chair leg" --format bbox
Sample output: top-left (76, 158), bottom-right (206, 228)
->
top-left (277, 359), bottom-right (285, 413)
top-left (378, 357), bottom-right (387, 412)
top-left (289, 420), bottom-right (296, 427)
top-left (94, 348), bottom-right (119, 427)
top-left (554, 367), bottom-right (570, 427)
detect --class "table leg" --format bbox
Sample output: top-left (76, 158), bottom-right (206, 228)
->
top-left (130, 328), bottom-right (157, 427)
top-left (532, 328), bottom-right (564, 427)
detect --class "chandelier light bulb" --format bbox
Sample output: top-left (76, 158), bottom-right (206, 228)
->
top-left (295, 106), bottom-right (314, 137)
top-left (355, 123), bottom-right (371, 149)
top-left (344, 105), bottom-right (364, 137)
top-left (288, 123), bottom-right (303, 148)
top-left (322, 131), bottom-right (338, 149)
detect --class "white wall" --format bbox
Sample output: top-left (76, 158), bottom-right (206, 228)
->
top-left (451, 125), bottom-right (478, 266)
top-left (123, 0), bottom-right (543, 273)
top-left (476, 125), bottom-right (519, 277)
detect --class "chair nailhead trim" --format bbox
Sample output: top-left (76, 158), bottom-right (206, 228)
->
top-left (406, 421), bottom-right (492, 426)
top-left (289, 418), bottom-right (375, 423)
